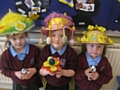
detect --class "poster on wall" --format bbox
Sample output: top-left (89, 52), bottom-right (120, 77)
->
top-left (75, 0), bottom-right (95, 12)
top-left (73, 0), bottom-right (100, 29)
top-left (14, 0), bottom-right (51, 20)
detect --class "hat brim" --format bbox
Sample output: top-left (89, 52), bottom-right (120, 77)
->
top-left (41, 26), bottom-right (75, 35)
top-left (81, 42), bottom-right (113, 45)
top-left (0, 23), bottom-right (35, 36)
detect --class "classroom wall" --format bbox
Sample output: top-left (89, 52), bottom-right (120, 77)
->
top-left (0, 0), bottom-right (120, 30)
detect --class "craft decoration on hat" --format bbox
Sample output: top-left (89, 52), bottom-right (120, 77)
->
top-left (0, 10), bottom-right (35, 35)
top-left (59, 0), bottom-right (74, 8)
top-left (81, 25), bottom-right (113, 44)
top-left (42, 56), bottom-right (62, 73)
top-left (41, 12), bottom-right (76, 44)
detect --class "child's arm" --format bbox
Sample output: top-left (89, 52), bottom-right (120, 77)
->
top-left (55, 69), bottom-right (75, 78)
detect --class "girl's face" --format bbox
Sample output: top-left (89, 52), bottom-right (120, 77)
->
top-left (51, 30), bottom-right (64, 51)
top-left (8, 32), bottom-right (27, 51)
top-left (86, 43), bottom-right (105, 59)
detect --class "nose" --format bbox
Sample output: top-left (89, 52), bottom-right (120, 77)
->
top-left (16, 39), bottom-right (21, 43)
top-left (93, 46), bottom-right (97, 51)
top-left (55, 36), bottom-right (59, 40)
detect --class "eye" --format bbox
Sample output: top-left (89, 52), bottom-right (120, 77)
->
top-left (20, 36), bottom-right (24, 39)
top-left (12, 38), bottom-right (16, 41)
top-left (51, 34), bottom-right (55, 37)
top-left (98, 46), bottom-right (101, 48)
top-left (90, 44), bottom-right (94, 47)
top-left (97, 45), bottom-right (103, 48)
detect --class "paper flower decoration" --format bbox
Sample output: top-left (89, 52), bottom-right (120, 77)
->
top-left (80, 25), bottom-right (113, 44)
top-left (87, 25), bottom-right (106, 32)
top-left (42, 56), bottom-right (62, 73)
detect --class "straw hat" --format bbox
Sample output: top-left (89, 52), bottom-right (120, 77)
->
top-left (0, 10), bottom-right (35, 35)
top-left (81, 25), bottom-right (113, 44)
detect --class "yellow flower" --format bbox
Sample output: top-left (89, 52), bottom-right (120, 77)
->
top-left (77, 37), bottom-right (81, 43)
top-left (87, 25), bottom-right (106, 32)
top-left (81, 36), bottom-right (86, 42)
top-left (98, 34), bottom-right (105, 43)
top-left (107, 38), bottom-right (113, 44)
top-left (86, 34), bottom-right (91, 42)
top-left (87, 25), bottom-right (94, 30)
top-left (97, 26), bottom-right (106, 32)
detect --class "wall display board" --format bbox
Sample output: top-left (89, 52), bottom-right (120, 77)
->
top-left (0, 0), bottom-right (120, 31)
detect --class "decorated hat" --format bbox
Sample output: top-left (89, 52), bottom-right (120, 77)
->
top-left (41, 12), bottom-right (76, 35)
top-left (0, 10), bottom-right (35, 35)
top-left (41, 12), bottom-right (76, 45)
top-left (81, 25), bottom-right (113, 44)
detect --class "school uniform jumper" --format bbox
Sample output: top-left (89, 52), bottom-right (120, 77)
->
top-left (39, 44), bottom-right (77, 90)
top-left (0, 44), bottom-right (43, 90)
top-left (75, 52), bottom-right (113, 90)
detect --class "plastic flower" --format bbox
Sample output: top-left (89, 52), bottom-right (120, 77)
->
top-left (81, 34), bottom-right (91, 43)
top-left (77, 37), bottom-right (81, 43)
top-left (87, 25), bottom-right (94, 30)
top-left (97, 26), bottom-right (106, 32)
top-left (81, 36), bottom-right (86, 42)
top-left (42, 56), bottom-right (62, 73)
top-left (98, 34), bottom-right (105, 43)
top-left (86, 34), bottom-right (91, 42)
top-left (87, 25), bottom-right (106, 32)
top-left (107, 38), bottom-right (113, 44)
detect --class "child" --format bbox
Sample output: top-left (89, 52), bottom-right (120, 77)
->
top-left (74, 25), bottom-right (113, 90)
top-left (0, 11), bottom-right (43, 90)
top-left (39, 12), bottom-right (77, 90)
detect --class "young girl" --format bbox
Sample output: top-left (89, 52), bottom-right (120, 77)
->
top-left (0, 11), bottom-right (43, 90)
top-left (74, 25), bottom-right (113, 90)
top-left (39, 12), bottom-right (77, 90)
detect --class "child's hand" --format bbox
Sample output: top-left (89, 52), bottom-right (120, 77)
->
top-left (84, 68), bottom-right (93, 81)
top-left (39, 68), bottom-right (55, 76)
top-left (24, 68), bottom-right (36, 80)
top-left (14, 71), bottom-right (26, 80)
top-left (90, 72), bottom-right (99, 80)
top-left (55, 69), bottom-right (64, 78)
top-left (85, 68), bottom-right (99, 81)
top-left (85, 68), bottom-right (91, 76)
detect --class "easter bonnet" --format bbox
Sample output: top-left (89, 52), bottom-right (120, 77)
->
top-left (81, 25), bottom-right (113, 44)
top-left (0, 10), bottom-right (35, 35)
top-left (41, 12), bottom-right (76, 44)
